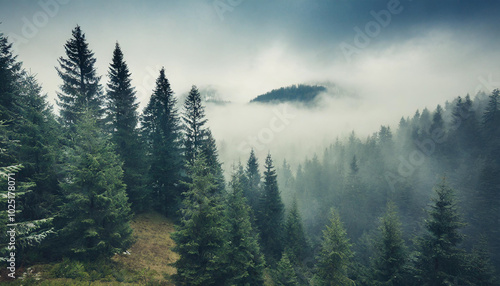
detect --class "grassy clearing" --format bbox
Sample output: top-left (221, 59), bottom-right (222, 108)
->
top-left (0, 212), bottom-right (178, 285)
top-left (113, 212), bottom-right (179, 281)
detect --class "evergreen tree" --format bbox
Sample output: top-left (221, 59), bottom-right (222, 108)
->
top-left (106, 42), bottom-right (146, 212)
top-left (14, 74), bottom-right (61, 221)
top-left (141, 68), bottom-right (183, 216)
top-left (284, 199), bottom-right (308, 263)
top-left (0, 36), bottom-right (58, 262)
top-left (244, 149), bottom-right (261, 213)
top-left (201, 129), bottom-right (225, 192)
top-left (56, 25), bottom-right (104, 127)
top-left (258, 153), bottom-right (285, 263)
top-left (349, 155), bottom-right (359, 175)
top-left (451, 95), bottom-right (481, 152)
top-left (414, 179), bottom-right (467, 286)
top-left (0, 31), bottom-right (22, 122)
top-left (274, 252), bottom-right (299, 286)
top-left (464, 236), bottom-right (497, 286)
top-left (482, 88), bottom-right (500, 143)
top-left (172, 155), bottom-right (228, 286)
top-left (226, 165), bottom-right (266, 286)
top-left (370, 202), bottom-right (407, 286)
top-left (182, 85), bottom-right (207, 166)
top-left (52, 112), bottom-right (132, 261)
top-left (313, 208), bottom-right (354, 286)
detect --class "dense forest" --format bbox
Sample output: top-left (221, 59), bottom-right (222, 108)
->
top-left (1, 25), bottom-right (500, 286)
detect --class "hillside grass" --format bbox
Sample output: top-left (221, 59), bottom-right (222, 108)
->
top-left (1, 212), bottom-right (178, 285)
top-left (113, 212), bottom-right (179, 281)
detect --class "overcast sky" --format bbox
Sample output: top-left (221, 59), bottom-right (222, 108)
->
top-left (1, 0), bottom-right (500, 163)
top-left (1, 0), bottom-right (499, 106)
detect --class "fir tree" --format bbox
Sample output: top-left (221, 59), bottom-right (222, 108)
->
top-left (106, 42), bottom-right (146, 212)
top-left (482, 88), bottom-right (500, 143)
top-left (52, 112), bottom-right (132, 261)
top-left (226, 165), bottom-right (266, 286)
top-left (464, 236), bottom-right (497, 286)
top-left (201, 129), bottom-right (225, 192)
top-left (370, 202), bottom-right (407, 286)
top-left (284, 199), bottom-right (308, 263)
top-left (0, 31), bottom-right (22, 122)
top-left (14, 74), bottom-right (61, 221)
top-left (274, 251), bottom-right (299, 286)
top-left (172, 155), bottom-right (228, 286)
top-left (258, 153), bottom-right (285, 263)
top-left (244, 149), bottom-right (261, 213)
top-left (414, 179), bottom-right (467, 286)
top-left (56, 25), bottom-right (104, 127)
top-left (182, 85), bottom-right (207, 166)
top-left (141, 68), bottom-right (183, 216)
top-left (313, 209), bottom-right (354, 286)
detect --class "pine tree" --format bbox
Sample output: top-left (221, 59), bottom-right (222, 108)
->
top-left (182, 85), bottom-right (207, 166)
top-left (258, 153), bottom-right (285, 263)
top-left (313, 209), bottom-right (354, 286)
top-left (172, 155), bottom-right (228, 286)
top-left (244, 149), bottom-right (261, 216)
top-left (284, 199), bottom-right (308, 263)
top-left (106, 42), bottom-right (147, 212)
top-left (226, 165), bottom-right (265, 286)
top-left (370, 202), bottom-right (407, 286)
top-left (274, 252), bottom-right (299, 286)
top-left (56, 25), bottom-right (104, 127)
top-left (51, 112), bottom-right (132, 261)
top-left (141, 68), bottom-right (183, 216)
top-left (414, 179), bottom-right (467, 286)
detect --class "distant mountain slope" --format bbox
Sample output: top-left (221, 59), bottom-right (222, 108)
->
top-left (250, 84), bottom-right (327, 104)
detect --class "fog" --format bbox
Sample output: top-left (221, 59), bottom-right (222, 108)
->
top-left (201, 28), bottom-right (500, 170)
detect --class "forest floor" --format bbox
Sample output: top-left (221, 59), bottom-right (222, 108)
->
top-left (1, 212), bottom-right (178, 285)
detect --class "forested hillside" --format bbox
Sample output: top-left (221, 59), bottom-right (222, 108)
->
top-left (1, 25), bottom-right (499, 286)
top-left (250, 84), bottom-right (327, 104)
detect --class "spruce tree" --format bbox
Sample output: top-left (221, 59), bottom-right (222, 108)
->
top-left (370, 202), bottom-right (407, 286)
top-left (244, 149), bottom-right (261, 217)
top-left (414, 179), bottom-right (467, 286)
top-left (56, 25), bottom-right (104, 126)
top-left (172, 155), bottom-right (228, 286)
top-left (141, 68), bottom-right (183, 216)
top-left (14, 74), bottom-right (61, 221)
top-left (258, 152), bottom-right (285, 263)
top-left (182, 85), bottom-right (207, 166)
top-left (106, 42), bottom-right (146, 212)
top-left (313, 209), bottom-right (354, 286)
top-left (482, 88), bottom-right (500, 143)
top-left (226, 165), bottom-right (265, 286)
top-left (52, 112), bottom-right (132, 261)
top-left (201, 129), bottom-right (225, 192)
top-left (463, 236), bottom-right (497, 286)
top-left (274, 252), bottom-right (299, 286)
top-left (284, 199), bottom-right (308, 263)
top-left (0, 31), bottom-right (22, 122)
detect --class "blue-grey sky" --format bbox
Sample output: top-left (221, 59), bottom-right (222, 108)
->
top-left (1, 0), bottom-right (500, 114)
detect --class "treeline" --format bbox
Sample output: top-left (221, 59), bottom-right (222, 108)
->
top-left (0, 24), bottom-right (499, 286)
